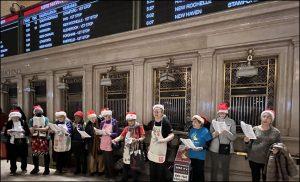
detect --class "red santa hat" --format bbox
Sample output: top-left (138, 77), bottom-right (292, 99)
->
top-left (9, 109), bottom-right (22, 119)
top-left (101, 108), bottom-right (112, 116)
top-left (217, 102), bottom-right (229, 114)
top-left (192, 114), bottom-right (205, 124)
top-left (74, 111), bottom-right (84, 118)
top-left (87, 110), bottom-right (97, 119)
top-left (55, 111), bottom-right (67, 117)
top-left (153, 104), bottom-right (164, 111)
top-left (33, 105), bottom-right (43, 114)
top-left (126, 112), bottom-right (137, 120)
top-left (261, 109), bottom-right (275, 122)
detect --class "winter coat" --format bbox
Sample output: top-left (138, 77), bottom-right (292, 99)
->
top-left (264, 143), bottom-right (298, 181)
top-left (209, 116), bottom-right (237, 154)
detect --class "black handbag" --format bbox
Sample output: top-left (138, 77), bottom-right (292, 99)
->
top-left (130, 141), bottom-right (146, 171)
top-left (218, 143), bottom-right (230, 155)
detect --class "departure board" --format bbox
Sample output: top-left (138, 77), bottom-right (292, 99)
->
top-left (141, 0), bottom-right (264, 27)
top-left (0, 15), bottom-right (19, 58)
top-left (23, 0), bottom-right (133, 53)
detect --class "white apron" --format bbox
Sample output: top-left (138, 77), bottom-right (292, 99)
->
top-left (123, 131), bottom-right (132, 164)
top-left (147, 123), bottom-right (167, 163)
top-left (32, 116), bottom-right (47, 137)
top-left (53, 123), bottom-right (71, 152)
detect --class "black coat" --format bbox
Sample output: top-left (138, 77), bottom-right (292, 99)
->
top-left (4, 119), bottom-right (30, 141)
top-left (4, 119), bottom-right (30, 160)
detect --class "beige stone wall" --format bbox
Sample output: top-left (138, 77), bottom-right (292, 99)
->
top-left (1, 1), bottom-right (299, 180)
top-left (1, 1), bottom-right (40, 17)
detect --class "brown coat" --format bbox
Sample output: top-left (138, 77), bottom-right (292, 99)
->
top-left (264, 143), bottom-right (298, 181)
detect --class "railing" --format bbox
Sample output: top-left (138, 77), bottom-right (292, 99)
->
top-left (230, 95), bottom-right (266, 127)
top-left (161, 97), bottom-right (186, 131)
top-left (107, 98), bottom-right (127, 126)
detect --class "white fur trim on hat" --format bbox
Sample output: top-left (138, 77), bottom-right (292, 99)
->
top-left (126, 113), bottom-right (137, 120)
top-left (101, 110), bottom-right (112, 116)
top-left (153, 104), bottom-right (164, 111)
top-left (192, 115), bottom-right (205, 124)
top-left (55, 111), bottom-right (67, 117)
top-left (217, 110), bottom-right (229, 114)
top-left (87, 113), bottom-right (97, 119)
top-left (9, 111), bottom-right (22, 119)
top-left (261, 110), bottom-right (275, 121)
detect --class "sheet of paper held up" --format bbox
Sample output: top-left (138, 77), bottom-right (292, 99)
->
top-left (33, 117), bottom-right (45, 127)
top-left (212, 120), bottom-right (230, 133)
top-left (8, 126), bottom-right (24, 133)
top-left (77, 129), bottom-right (91, 138)
top-left (93, 127), bottom-right (107, 135)
top-left (180, 138), bottom-right (203, 151)
top-left (240, 121), bottom-right (257, 139)
top-left (48, 123), bottom-right (68, 135)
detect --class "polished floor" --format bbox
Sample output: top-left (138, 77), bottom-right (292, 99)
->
top-left (0, 159), bottom-right (120, 181)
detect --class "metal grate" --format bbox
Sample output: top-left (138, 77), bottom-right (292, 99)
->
top-left (64, 77), bottom-right (83, 120)
top-left (230, 96), bottom-right (266, 127)
top-left (224, 57), bottom-right (277, 132)
top-left (102, 71), bottom-right (129, 127)
top-left (154, 66), bottom-right (191, 131)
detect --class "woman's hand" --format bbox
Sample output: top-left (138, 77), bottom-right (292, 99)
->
top-left (212, 131), bottom-right (219, 138)
top-left (48, 130), bottom-right (55, 134)
top-left (7, 129), bottom-right (12, 135)
top-left (244, 136), bottom-right (250, 143)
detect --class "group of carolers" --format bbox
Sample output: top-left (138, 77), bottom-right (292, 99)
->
top-left (5, 106), bottom-right (121, 178)
top-left (5, 102), bottom-right (295, 182)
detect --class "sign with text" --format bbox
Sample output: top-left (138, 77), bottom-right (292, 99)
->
top-left (173, 145), bottom-right (191, 181)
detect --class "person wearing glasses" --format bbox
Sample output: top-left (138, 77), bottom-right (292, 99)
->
top-left (144, 104), bottom-right (174, 182)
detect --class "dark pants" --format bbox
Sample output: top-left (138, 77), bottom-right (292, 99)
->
top-left (8, 140), bottom-right (28, 173)
top-left (210, 151), bottom-right (231, 181)
top-left (103, 151), bottom-right (114, 177)
top-left (72, 141), bottom-right (87, 174)
top-left (122, 164), bottom-right (140, 182)
top-left (32, 154), bottom-right (50, 171)
top-left (55, 151), bottom-right (68, 172)
top-left (149, 161), bottom-right (171, 182)
top-left (249, 160), bottom-right (266, 182)
top-left (190, 159), bottom-right (205, 182)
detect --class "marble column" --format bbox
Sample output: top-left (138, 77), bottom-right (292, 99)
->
top-left (132, 59), bottom-right (145, 124)
top-left (17, 75), bottom-right (24, 112)
top-left (197, 49), bottom-right (215, 120)
top-left (83, 65), bottom-right (93, 116)
top-left (290, 38), bottom-right (299, 137)
top-left (46, 71), bottom-right (54, 121)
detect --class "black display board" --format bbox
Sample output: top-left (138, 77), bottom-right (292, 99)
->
top-left (141, 0), bottom-right (264, 27)
top-left (0, 14), bottom-right (19, 58)
top-left (23, 0), bottom-right (133, 53)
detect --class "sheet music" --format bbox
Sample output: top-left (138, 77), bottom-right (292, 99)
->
top-left (180, 138), bottom-right (203, 150)
top-left (8, 127), bottom-right (25, 138)
top-left (49, 123), bottom-right (69, 135)
top-left (240, 121), bottom-right (257, 139)
top-left (32, 117), bottom-right (45, 127)
top-left (77, 129), bottom-right (91, 138)
top-left (9, 126), bottom-right (24, 133)
top-left (212, 120), bottom-right (231, 134)
top-left (93, 127), bottom-right (107, 135)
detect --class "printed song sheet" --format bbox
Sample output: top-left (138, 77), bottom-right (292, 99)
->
top-left (240, 121), bottom-right (257, 139)
top-left (180, 138), bottom-right (203, 150)
top-left (94, 127), bottom-right (107, 135)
